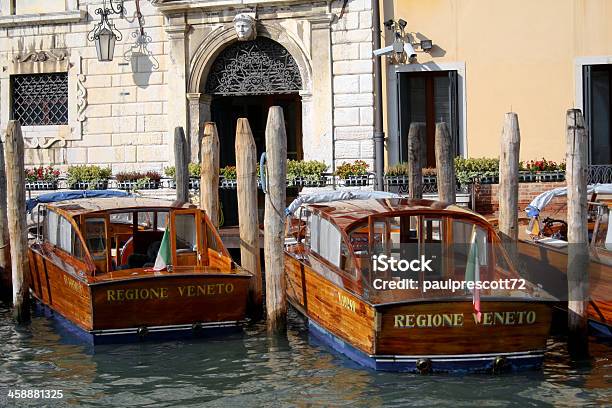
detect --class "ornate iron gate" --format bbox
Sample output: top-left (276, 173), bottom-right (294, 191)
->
top-left (204, 37), bottom-right (302, 96)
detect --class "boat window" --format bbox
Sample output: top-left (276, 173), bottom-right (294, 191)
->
top-left (340, 240), bottom-right (356, 276)
top-left (85, 218), bottom-right (106, 260)
top-left (451, 220), bottom-right (488, 272)
top-left (309, 214), bottom-right (321, 253)
top-left (310, 214), bottom-right (342, 268)
top-left (45, 211), bottom-right (84, 258)
top-left (157, 212), bottom-right (169, 231)
top-left (175, 213), bottom-right (197, 251)
top-left (110, 212), bottom-right (132, 225)
top-left (138, 211), bottom-right (156, 230)
top-left (45, 210), bottom-right (60, 246)
top-left (205, 221), bottom-right (221, 253)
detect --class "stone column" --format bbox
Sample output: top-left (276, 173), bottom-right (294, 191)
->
top-left (187, 94), bottom-right (213, 162)
top-left (307, 16), bottom-right (334, 167)
top-left (300, 91), bottom-right (314, 160)
top-left (187, 92), bottom-right (201, 163)
top-left (165, 21), bottom-right (190, 164)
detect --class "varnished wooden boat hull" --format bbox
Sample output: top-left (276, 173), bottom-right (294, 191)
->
top-left (29, 248), bottom-right (251, 343)
top-left (286, 254), bottom-right (554, 372)
top-left (518, 240), bottom-right (612, 336)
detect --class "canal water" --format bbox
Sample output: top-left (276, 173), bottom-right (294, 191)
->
top-left (0, 304), bottom-right (609, 407)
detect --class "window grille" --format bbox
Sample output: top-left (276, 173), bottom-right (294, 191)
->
top-left (11, 73), bottom-right (69, 126)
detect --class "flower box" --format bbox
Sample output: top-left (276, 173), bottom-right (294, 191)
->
top-left (189, 178), bottom-right (200, 190)
top-left (478, 175), bottom-right (499, 184)
top-left (518, 172), bottom-right (538, 183)
top-left (221, 178), bottom-right (237, 189)
top-left (69, 181), bottom-right (109, 190)
top-left (290, 176), bottom-right (327, 187)
top-left (423, 175), bottom-right (437, 185)
top-left (537, 171), bottom-right (565, 182)
top-left (117, 180), bottom-right (160, 190)
top-left (343, 174), bottom-right (369, 186)
top-left (25, 180), bottom-right (58, 191)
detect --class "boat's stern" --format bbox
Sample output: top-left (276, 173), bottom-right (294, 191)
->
top-left (89, 271), bottom-right (251, 343)
top-left (370, 300), bottom-right (553, 373)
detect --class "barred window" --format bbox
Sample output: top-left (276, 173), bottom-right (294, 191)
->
top-left (11, 73), bottom-right (68, 126)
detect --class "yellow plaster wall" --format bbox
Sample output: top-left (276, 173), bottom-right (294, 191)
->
top-left (386, 0), bottom-right (612, 161)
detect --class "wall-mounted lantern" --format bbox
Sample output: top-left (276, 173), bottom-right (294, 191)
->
top-left (87, 1), bottom-right (124, 62)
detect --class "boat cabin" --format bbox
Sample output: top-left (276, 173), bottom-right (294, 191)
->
top-left (287, 198), bottom-right (548, 303)
top-left (33, 197), bottom-right (232, 277)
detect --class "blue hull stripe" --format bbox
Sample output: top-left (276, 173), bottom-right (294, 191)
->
top-left (34, 301), bottom-right (243, 345)
top-left (308, 319), bottom-right (544, 373)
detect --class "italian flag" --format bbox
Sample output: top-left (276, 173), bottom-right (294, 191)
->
top-left (465, 227), bottom-right (482, 322)
top-left (153, 226), bottom-right (171, 271)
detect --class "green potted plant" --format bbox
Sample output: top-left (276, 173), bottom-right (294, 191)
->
top-left (67, 165), bottom-right (112, 190)
top-left (165, 163), bottom-right (201, 189)
top-left (454, 157), bottom-right (499, 185)
top-left (25, 166), bottom-right (60, 190)
top-left (287, 160), bottom-right (328, 187)
top-left (188, 163), bottom-right (201, 189)
top-left (220, 165), bottom-right (237, 188)
top-left (335, 160), bottom-right (370, 186)
top-left (116, 171), bottom-right (161, 190)
top-left (384, 162), bottom-right (409, 186)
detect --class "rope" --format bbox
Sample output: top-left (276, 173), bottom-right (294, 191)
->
top-left (259, 152), bottom-right (268, 194)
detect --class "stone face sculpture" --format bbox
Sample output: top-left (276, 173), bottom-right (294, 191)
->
top-left (233, 13), bottom-right (256, 41)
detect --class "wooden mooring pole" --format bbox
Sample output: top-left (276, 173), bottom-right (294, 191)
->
top-left (498, 113), bottom-right (520, 245)
top-left (235, 118), bottom-right (262, 318)
top-left (407, 123), bottom-right (424, 199)
top-left (5, 121), bottom-right (30, 322)
top-left (264, 106), bottom-right (287, 333)
top-left (435, 122), bottom-right (456, 203)
top-left (0, 137), bottom-right (11, 300)
top-left (174, 127), bottom-right (189, 203)
top-left (200, 122), bottom-right (220, 228)
top-left (566, 108), bottom-right (589, 357)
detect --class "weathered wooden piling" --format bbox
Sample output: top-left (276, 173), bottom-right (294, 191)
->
top-left (0, 138), bottom-right (11, 299)
top-left (264, 106), bottom-right (287, 333)
top-left (200, 122), bottom-right (220, 228)
top-left (407, 123), bottom-right (424, 199)
top-left (498, 113), bottom-right (520, 244)
top-left (174, 127), bottom-right (189, 203)
top-left (235, 118), bottom-right (262, 317)
top-left (5, 121), bottom-right (30, 322)
top-left (435, 122), bottom-right (456, 203)
top-left (566, 108), bottom-right (589, 357)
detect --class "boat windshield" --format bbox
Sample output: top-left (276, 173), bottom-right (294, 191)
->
top-left (346, 214), bottom-right (550, 303)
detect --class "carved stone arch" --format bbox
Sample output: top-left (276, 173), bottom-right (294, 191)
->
top-left (188, 22), bottom-right (312, 95)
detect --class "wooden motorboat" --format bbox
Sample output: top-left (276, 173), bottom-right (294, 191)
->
top-left (284, 194), bottom-right (555, 373)
top-left (518, 184), bottom-right (612, 336)
top-left (27, 195), bottom-right (252, 343)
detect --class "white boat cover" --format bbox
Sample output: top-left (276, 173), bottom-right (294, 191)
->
top-left (526, 183), bottom-right (612, 216)
top-left (285, 190), bottom-right (402, 216)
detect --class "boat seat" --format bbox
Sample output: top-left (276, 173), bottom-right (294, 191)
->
top-left (117, 241), bottom-right (161, 269)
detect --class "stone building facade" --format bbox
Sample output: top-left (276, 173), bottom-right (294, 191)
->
top-left (0, 0), bottom-right (376, 174)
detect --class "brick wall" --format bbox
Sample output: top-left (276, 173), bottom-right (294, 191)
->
top-left (475, 181), bottom-right (567, 216)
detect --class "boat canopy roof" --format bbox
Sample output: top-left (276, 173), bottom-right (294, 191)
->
top-left (297, 197), bottom-right (487, 232)
top-left (285, 190), bottom-right (402, 216)
top-left (41, 196), bottom-right (196, 217)
top-left (26, 190), bottom-right (130, 213)
top-left (525, 183), bottom-right (612, 217)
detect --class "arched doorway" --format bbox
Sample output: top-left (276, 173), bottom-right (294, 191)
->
top-left (203, 37), bottom-right (304, 226)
